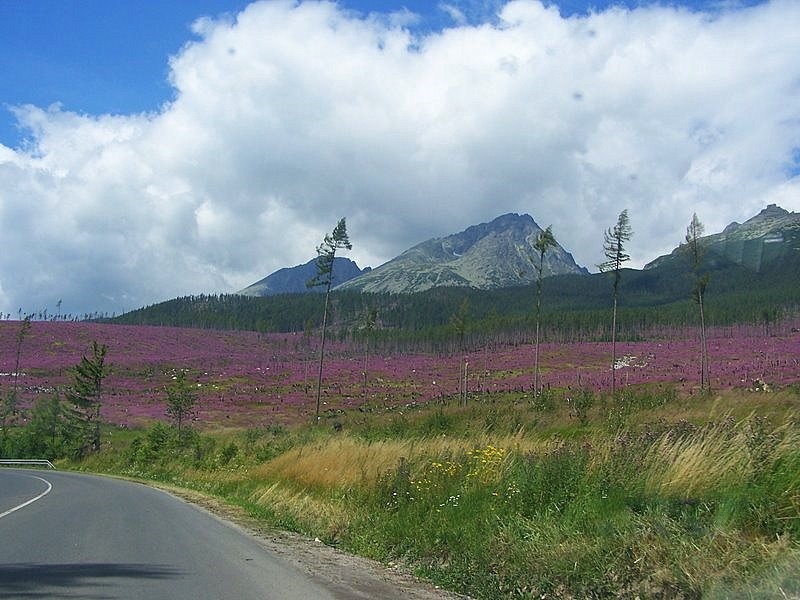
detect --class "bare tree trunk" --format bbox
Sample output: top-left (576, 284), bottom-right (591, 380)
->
top-left (462, 360), bottom-right (469, 407)
top-left (698, 292), bottom-right (710, 393)
top-left (611, 294), bottom-right (618, 394)
top-left (534, 285), bottom-right (542, 396)
top-left (93, 403), bottom-right (101, 452)
top-left (315, 280), bottom-right (332, 422)
top-left (362, 338), bottom-right (369, 405)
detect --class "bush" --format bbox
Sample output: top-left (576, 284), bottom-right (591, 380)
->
top-left (570, 388), bottom-right (594, 425)
top-left (219, 441), bottom-right (239, 465)
top-left (531, 387), bottom-right (556, 412)
top-left (422, 409), bottom-right (453, 435)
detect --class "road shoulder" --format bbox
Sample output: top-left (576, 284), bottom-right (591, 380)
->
top-left (146, 481), bottom-right (466, 600)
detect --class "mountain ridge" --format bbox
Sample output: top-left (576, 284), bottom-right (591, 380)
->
top-left (238, 257), bottom-right (369, 296)
top-left (337, 213), bottom-right (588, 294)
top-left (238, 205), bottom-right (797, 298)
top-left (645, 204), bottom-right (800, 271)
top-left (112, 205), bottom-right (799, 333)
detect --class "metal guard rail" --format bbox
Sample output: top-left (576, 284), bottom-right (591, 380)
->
top-left (0, 459), bottom-right (55, 469)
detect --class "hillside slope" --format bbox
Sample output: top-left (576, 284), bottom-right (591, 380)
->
top-left (646, 204), bottom-right (800, 272)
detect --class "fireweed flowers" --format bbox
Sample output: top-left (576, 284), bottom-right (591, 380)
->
top-left (0, 321), bottom-right (797, 429)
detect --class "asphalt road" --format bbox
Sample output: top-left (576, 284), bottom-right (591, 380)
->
top-left (0, 468), bottom-right (342, 599)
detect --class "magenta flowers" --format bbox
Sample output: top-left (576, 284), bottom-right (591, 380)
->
top-left (0, 320), bottom-right (797, 428)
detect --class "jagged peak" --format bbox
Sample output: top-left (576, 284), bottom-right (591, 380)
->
top-left (744, 203), bottom-right (790, 224)
top-left (644, 203), bottom-right (798, 270)
top-left (423, 213), bottom-right (543, 258)
top-left (720, 204), bottom-right (794, 236)
top-left (722, 221), bottom-right (740, 234)
top-left (489, 212), bottom-right (534, 225)
top-left (457, 213), bottom-right (538, 236)
top-left (761, 203), bottom-right (789, 216)
top-left (338, 211), bottom-right (587, 293)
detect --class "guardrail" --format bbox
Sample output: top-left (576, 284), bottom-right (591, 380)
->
top-left (0, 459), bottom-right (55, 469)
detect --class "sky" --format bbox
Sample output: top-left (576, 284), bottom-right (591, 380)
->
top-left (0, 0), bottom-right (797, 318)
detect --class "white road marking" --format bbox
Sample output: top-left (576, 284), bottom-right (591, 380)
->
top-left (0, 475), bottom-right (53, 519)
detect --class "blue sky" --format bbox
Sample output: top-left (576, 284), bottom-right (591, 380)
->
top-left (0, 0), bottom-right (765, 148)
top-left (1, 1), bottom-right (249, 146)
top-left (0, 0), bottom-right (796, 316)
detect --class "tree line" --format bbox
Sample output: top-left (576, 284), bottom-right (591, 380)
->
top-left (107, 252), bottom-right (798, 351)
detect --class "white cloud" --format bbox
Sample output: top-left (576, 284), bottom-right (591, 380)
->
top-left (439, 3), bottom-right (468, 25)
top-left (0, 0), bottom-right (798, 316)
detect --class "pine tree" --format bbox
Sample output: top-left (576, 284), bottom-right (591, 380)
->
top-left (599, 210), bottom-right (632, 394)
top-left (308, 218), bottom-right (352, 422)
top-left (165, 370), bottom-right (197, 433)
top-left (27, 393), bottom-right (71, 458)
top-left (65, 341), bottom-right (108, 453)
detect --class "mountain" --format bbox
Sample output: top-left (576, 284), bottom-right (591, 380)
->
top-left (645, 204), bottom-right (800, 271)
top-left (337, 213), bottom-right (588, 294)
top-left (238, 257), bottom-right (369, 296)
top-left (116, 205), bottom-right (798, 334)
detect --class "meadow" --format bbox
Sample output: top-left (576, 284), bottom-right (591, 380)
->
top-left (1, 320), bottom-right (797, 429)
top-left (2, 319), bottom-right (800, 598)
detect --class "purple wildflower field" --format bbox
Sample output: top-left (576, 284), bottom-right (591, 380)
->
top-left (1, 320), bottom-right (798, 428)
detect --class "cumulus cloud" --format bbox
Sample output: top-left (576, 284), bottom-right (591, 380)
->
top-left (1, 0), bottom-right (798, 316)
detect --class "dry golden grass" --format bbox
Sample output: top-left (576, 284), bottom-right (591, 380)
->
top-left (248, 481), bottom-right (352, 538)
top-left (249, 432), bottom-right (550, 490)
top-left (643, 423), bottom-right (750, 497)
top-left (644, 412), bottom-right (800, 497)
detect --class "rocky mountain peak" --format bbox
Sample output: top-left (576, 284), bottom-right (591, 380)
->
top-left (753, 203), bottom-right (789, 219)
top-left (645, 204), bottom-right (799, 271)
top-left (238, 257), bottom-right (368, 296)
top-left (337, 213), bottom-right (588, 294)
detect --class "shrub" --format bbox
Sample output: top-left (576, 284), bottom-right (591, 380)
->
top-left (219, 441), bottom-right (239, 465)
top-left (570, 388), bottom-right (594, 425)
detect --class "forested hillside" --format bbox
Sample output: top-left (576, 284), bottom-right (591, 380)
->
top-left (110, 253), bottom-right (799, 349)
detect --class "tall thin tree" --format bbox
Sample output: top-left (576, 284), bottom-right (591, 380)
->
top-left (599, 209), bottom-right (632, 394)
top-left (66, 341), bottom-right (108, 453)
top-left (532, 225), bottom-right (557, 396)
top-left (450, 298), bottom-right (470, 406)
top-left (2, 317), bottom-right (32, 438)
top-left (308, 218), bottom-right (352, 422)
top-left (11, 316), bottom-right (32, 415)
top-left (28, 392), bottom-right (68, 457)
top-left (361, 306), bottom-right (377, 406)
top-left (683, 213), bottom-right (711, 393)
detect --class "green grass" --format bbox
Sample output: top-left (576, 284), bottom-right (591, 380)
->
top-left (68, 385), bottom-right (800, 599)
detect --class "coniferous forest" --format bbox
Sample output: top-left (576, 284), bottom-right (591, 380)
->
top-left (109, 253), bottom-right (799, 350)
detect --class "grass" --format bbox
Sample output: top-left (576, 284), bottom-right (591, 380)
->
top-left (69, 384), bottom-right (800, 599)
